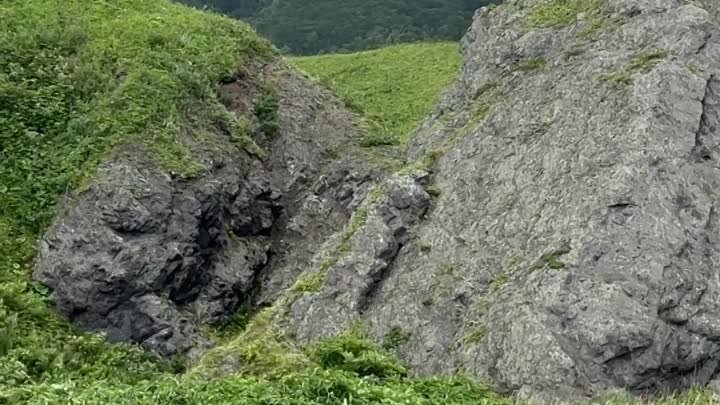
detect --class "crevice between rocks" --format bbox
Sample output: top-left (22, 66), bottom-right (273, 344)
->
top-left (692, 75), bottom-right (720, 162)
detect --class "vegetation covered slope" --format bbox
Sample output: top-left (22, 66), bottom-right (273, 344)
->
top-left (291, 42), bottom-right (461, 146)
top-left (178, 0), bottom-right (499, 54)
top-left (0, 1), bottom-right (505, 404)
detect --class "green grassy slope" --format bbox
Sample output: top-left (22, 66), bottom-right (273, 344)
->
top-left (291, 42), bottom-right (461, 146)
top-left (0, 1), bottom-right (507, 404)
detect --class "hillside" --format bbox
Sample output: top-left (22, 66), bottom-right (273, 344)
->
top-left (6, 0), bottom-right (720, 404)
top-left (177, 0), bottom-right (499, 54)
top-left (291, 42), bottom-right (462, 146)
top-left (0, 0), bottom-right (504, 404)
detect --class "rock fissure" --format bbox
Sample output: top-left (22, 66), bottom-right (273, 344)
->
top-left (694, 75), bottom-right (720, 162)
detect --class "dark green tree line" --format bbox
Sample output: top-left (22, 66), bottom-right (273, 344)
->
top-left (177, 0), bottom-right (499, 55)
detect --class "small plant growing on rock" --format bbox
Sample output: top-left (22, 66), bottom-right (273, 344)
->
top-left (382, 326), bottom-right (412, 350)
top-left (254, 87), bottom-right (280, 137)
top-left (512, 58), bottom-right (547, 72)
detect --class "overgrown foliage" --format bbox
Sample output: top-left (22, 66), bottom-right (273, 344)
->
top-left (292, 42), bottom-right (461, 145)
top-left (178, 0), bottom-right (500, 55)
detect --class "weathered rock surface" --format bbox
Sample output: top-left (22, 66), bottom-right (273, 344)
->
top-left (280, 0), bottom-right (720, 400)
top-left (376, 0), bottom-right (720, 399)
top-left (34, 0), bottom-right (720, 401)
top-left (33, 61), bottom-right (373, 358)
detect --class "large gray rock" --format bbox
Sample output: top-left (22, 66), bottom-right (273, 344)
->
top-left (33, 61), bottom-right (372, 358)
top-left (283, 0), bottom-right (720, 400)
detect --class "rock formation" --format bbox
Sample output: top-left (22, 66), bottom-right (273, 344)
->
top-left (33, 0), bottom-right (720, 401)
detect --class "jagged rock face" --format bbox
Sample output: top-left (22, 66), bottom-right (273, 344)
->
top-left (289, 174), bottom-right (432, 342)
top-left (33, 61), bottom-right (368, 358)
top-left (32, 0), bottom-right (720, 401)
top-left (279, 0), bottom-right (720, 400)
top-left (382, 0), bottom-right (720, 399)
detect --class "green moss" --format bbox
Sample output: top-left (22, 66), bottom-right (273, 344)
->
top-left (512, 58), bottom-right (547, 72)
top-left (0, 0), bottom-right (276, 401)
top-left (212, 307), bottom-right (254, 342)
top-left (420, 242), bottom-right (432, 253)
top-left (188, 322), bottom-right (512, 405)
top-left (382, 326), bottom-right (413, 350)
top-left (227, 113), bottom-right (264, 156)
top-left (360, 130), bottom-right (400, 147)
top-left (532, 244), bottom-right (572, 271)
top-left (565, 46), bottom-right (587, 58)
top-left (193, 307), bottom-right (309, 378)
top-left (686, 63), bottom-right (702, 76)
top-left (527, 0), bottom-right (603, 29)
top-left (287, 186), bottom-right (382, 297)
top-left (291, 270), bottom-right (331, 294)
top-left (629, 49), bottom-right (668, 73)
top-left (398, 149), bottom-right (443, 175)
top-left (426, 185), bottom-right (441, 198)
top-left (600, 387), bottom-right (716, 405)
top-left (581, 17), bottom-right (605, 39)
top-left (463, 326), bottom-right (488, 345)
top-left (601, 71), bottom-right (633, 85)
top-left (322, 145), bottom-right (340, 160)
top-left (490, 270), bottom-right (510, 293)
top-left (309, 328), bottom-right (408, 378)
top-left (601, 49), bottom-right (668, 86)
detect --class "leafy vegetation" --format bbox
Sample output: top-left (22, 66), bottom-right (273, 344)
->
top-left (292, 42), bottom-right (461, 145)
top-left (253, 85), bottom-right (280, 137)
top-left (178, 0), bottom-right (500, 55)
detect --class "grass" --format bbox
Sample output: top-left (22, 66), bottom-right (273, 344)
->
top-left (629, 50), bottom-right (668, 73)
top-left (464, 326), bottom-right (488, 345)
top-left (0, 0), bottom-right (278, 402)
top-left (512, 58), bottom-right (547, 72)
top-left (382, 327), bottom-right (412, 350)
top-left (601, 49), bottom-right (668, 86)
top-left (527, 0), bottom-right (604, 28)
top-left (532, 244), bottom-right (572, 271)
top-left (291, 42), bottom-right (462, 145)
top-left (254, 84), bottom-right (280, 137)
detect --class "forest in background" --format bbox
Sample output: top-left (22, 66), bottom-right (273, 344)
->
top-left (177, 0), bottom-right (498, 54)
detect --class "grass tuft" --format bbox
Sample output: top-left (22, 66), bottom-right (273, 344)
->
top-left (527, 0), bottom-right (604, 29)
top-left (512, 58), bottom-right (547, 72)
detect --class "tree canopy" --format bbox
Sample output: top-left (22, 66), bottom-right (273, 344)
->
top-left (178, 0), bottom-right (499, 54)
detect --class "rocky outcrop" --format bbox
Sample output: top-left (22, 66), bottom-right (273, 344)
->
top-left (279, 0), bottom-right (720, 400)
top-left (33, 61), bottom-right (373, 358)
top-left (33, 0), bottom-right (720, 401)
top-left (367, 0), bottom-right (720, 400)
